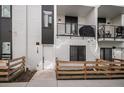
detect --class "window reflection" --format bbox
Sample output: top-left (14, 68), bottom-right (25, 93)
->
top-left (43, 11), bottom-right (52, 27)
top-left (1, 5), bottom-right (11, 18)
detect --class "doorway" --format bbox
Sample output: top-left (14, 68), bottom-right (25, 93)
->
top-left (100, 48), bottom-right (112, 61)
top-left (70, 46), bottom-right (86, 61)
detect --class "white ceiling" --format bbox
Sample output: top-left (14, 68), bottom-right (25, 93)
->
top-left (98, 5), bottom-right (124, 19)
top-left (57, 5), bottom-right (94, 17)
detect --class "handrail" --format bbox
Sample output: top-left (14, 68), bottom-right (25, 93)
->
top-left (57, 23), bottom-right (96, 27)
top-left (57, 23), bottom-right (96, 37)
top-left (98, 24), bottom-right (121, 27)
top-left (98, 25), bottom-right (124, 39)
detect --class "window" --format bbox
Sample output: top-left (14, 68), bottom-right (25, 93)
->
top-left (42, 5), bottom-right (54, 44)
top-left (65, 16), bottom-right (78, 35)
top-left (43, 10), bottom-right (52, 27)
top-left (1, 42), bottom-right (11, 59)
top-left (1, 5), bottom-right (11, 18)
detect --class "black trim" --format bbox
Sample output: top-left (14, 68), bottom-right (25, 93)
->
top-left (42, 5), bottom-right (54, 44)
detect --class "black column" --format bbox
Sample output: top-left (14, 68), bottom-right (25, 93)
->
top-left (0, 5), bottom-right (12, 60)
top-left (42, 5), bottom-right (54, 44)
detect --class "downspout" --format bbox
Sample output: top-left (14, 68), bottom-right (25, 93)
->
top-left (42, 44), bottom-right (44, 70)
top-left (26, 6), bottom-right (28, 71)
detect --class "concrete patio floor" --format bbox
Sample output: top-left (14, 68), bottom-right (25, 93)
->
top-left (0, 70), bottom-right (124, 87)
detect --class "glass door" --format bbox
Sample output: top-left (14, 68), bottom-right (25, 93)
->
top-left (70, 46), bottom-right (86, 61)
top-left (100, 48), bottom-right (112, 61)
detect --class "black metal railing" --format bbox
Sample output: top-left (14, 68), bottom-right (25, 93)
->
top-left (98, 25), bottom-right (124, 40)
top-left (57, 23), bottom-right (96, 38)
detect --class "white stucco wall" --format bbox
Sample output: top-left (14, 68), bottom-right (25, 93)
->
top-left (13, 5), bottom-right (124, 71)
top-left (12, 5), bottom-right (27, 59)
top-left (56, 7), bottom-right (98, 61)
top-left (41, 6), bottom-right (57, 70)
top-left (12, 6), bottom-right (43, 70)
top-left (12, 5), bottom-right (57, 70)
top-left (85, 7), bottom-right (98, 40)
top-left (56, 37), bottom-right (98, 61)
top-left (27, 6), bottom-right (42, 70)
top-left (85, 7), bottom-right (97, 26)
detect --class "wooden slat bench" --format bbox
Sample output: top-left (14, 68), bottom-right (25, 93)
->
top-left (0, 56), bottom-right (26, 82)
top-left (56, 59), bottom-right (124, 80)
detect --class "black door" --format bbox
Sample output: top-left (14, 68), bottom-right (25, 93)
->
top-left (70, 46), bottom-right (78, 61)
top-left (78, 46), bottom-right (86, 61)
top-left (0, 5), bottom-right (12, 59)
top-left (100, 48), bottom-right (112, 61)
top-left (70, 46), bottom-right (86, 61)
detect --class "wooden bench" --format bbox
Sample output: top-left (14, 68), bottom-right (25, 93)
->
top-left (0, 56), bottom-right (26, 81)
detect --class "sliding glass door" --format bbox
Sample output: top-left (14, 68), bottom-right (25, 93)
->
top-left (70, 46), bottom-right (86, 61)
top-left (100, 48), bottom-right (112, 61)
